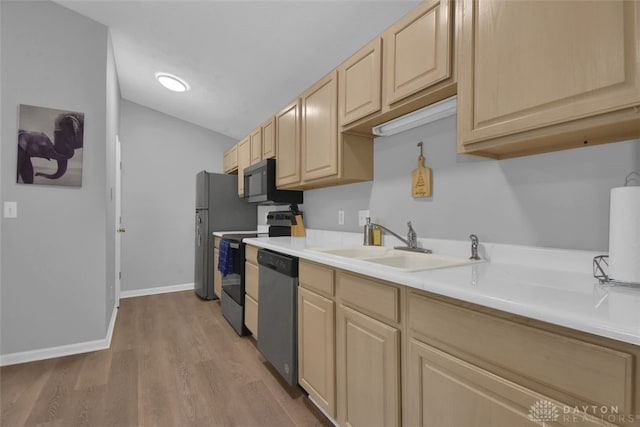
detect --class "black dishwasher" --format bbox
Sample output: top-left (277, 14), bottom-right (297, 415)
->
top-left (256, 249), bottom-right (299, 386)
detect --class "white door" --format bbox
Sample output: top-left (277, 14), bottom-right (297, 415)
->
top-left (115, 136), bottom-right (123, 306)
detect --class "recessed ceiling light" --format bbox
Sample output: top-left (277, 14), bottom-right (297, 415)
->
top-left (155, 72), bottom-right (189, 92)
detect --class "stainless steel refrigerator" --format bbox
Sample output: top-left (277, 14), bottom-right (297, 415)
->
top-left (194, 171), bottom-right (257, 299)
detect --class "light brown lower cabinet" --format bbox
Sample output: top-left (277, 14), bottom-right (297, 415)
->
top-left (244, 294), bottom-right (258, 337)
top-left (406, 289), bottom-right (640, 427)
top-left (337, 304), bottom-right (401, 427)
top-left (298, 286), bottom-right (335, 417)
top-left (295, 262), bottom-right (639, 427)
top-left (244, 245), bottom-right (259, 337)
top-left (335, 270), bottom-right (402, 427)
top-left (406, 338), bottom-right (607, 427)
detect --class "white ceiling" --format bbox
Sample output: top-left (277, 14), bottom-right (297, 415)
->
top-left (55, 0), bottom-right (420, 140)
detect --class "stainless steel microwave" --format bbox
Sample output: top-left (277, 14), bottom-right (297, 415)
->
top-left (243, 158), bottom-right (303, 204)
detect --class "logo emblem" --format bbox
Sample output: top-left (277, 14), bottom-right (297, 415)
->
top-left (529, 400), bottom-right (559, 426)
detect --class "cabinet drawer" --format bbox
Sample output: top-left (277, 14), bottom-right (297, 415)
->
top-left (245, 294), bottom-right (258, 337)
top-left (407, 338), bottom-right (607, 427)
top-left (245, 245), bottom-right (258, 265)
top-left (245, 261), bottom-right (259, 301)
top-left (337, 272), bottom-right (399, 324)
top-left (300, 260), bottom-right (335, 297)
top-left (408, 291), bottom-right (634, 412)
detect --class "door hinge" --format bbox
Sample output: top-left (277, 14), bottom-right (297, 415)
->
top-left (120, 161), bottom-right (122, 170)
top-left (119, 272), bottom-right (122, 280)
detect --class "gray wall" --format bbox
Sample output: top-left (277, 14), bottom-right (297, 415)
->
top-left (304, 116), bottom-right (640, 251)
top-left (105, 32), bottom-right (120, 326)
top-left (119, 100), bottom-right (236, 292)
top-left (1, 1), bottom-right (108, 354)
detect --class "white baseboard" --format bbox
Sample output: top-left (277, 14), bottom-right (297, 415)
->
top-left (0, 283), bottom-right (192, 367)
top-left (120, 282), bottom-right (193, 299)
top-left (0, 304), bottom-right (119, 367)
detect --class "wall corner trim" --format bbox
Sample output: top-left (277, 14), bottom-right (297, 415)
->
top-left (0, 305), bottom-right (119, 367)
top-left (120, 282), bottom-right (194, 299)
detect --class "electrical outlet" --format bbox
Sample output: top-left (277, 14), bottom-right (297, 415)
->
top-left (338, 210), bottom-right (345, 225)
top-left (358, 210), bottom-right (370, 227)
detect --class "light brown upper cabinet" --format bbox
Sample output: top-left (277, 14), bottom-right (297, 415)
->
top-left (262, 116), bottom-right (276, 159)
top-left (302, 71), bottom-right (339, 181)
top-left (338, 38), bottom-right (382, 126)
top-left (300, 71), bottom-right (373, 189)
top-left (223, 144), bottom-right (238, 173)
top-left (457, 0), bottom-right (640, 159)
top-left (342, 0), bottom-right (456, 136)
top-left (237, 137), bottom-right (250, 197)
top-left (275, 100), bottom-right (301, 188)
top-left (383, 0), bottom-right (453, 105)
top-left (249, 127), bottom-right (262, 165)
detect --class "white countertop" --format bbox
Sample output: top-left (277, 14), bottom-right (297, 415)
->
top-left (243, 229), bottom-right (640, 346)
top-left (213, 230), bottom-right (260, 237)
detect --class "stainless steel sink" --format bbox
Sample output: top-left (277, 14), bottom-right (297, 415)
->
top-left (307, 245), bottom-right (481, 272)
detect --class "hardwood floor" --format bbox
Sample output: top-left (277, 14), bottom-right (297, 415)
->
top-left (1, 291), bottom-right (333, 427)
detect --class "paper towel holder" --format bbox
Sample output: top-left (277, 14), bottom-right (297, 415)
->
top-left (593, 255), bottom-right (639, 287)
top-left (593, 171), bottom-right (640, 287)
top-left (624, 171), bottom-right (640, 186)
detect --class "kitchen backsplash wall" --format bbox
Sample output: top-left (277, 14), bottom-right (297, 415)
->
top-left (304, 116), bottom-right (639, 251)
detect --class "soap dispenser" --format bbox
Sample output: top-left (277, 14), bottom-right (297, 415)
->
top-left (363, 217), bottom-right (373, 245)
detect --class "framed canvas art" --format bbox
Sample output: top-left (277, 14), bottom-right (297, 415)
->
top-left (17, 104), bottom-right (84, 187)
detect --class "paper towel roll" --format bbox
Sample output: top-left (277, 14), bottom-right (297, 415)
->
top-left (609, 186), bottom-right (640, 284)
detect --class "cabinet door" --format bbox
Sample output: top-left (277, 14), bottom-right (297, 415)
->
top-left (249, 127), bottom-right (262, 165)
top-left (337, 304), bottom-right (400, 427)
top-left (383, 0), bottom-right (452, 105)
top-left (245, 261), bottom-right (258, 301)
top-left (262, 117), bottom-right (276, 159)
top-left (223, 150), bottom-right (229, 172)
top-left (213, 248), bottom-right (221, 298)
top-left (275, 100), bottom-right (301, 187)
top-left (237, 137), bottom-right (250, 196)
top-left (245, 294), bottom-right (258, 337)
top-left (302, 71), bottom-right (338, 182)
top-left (298, 287), bottom-right (336, 417)
top-left (458, 0), bottom-right (640, 147)
top-left (406, 338), bottom-right (607, 427)
top-left (223, 145), bottom-right (238, 173)
top-left (338, 38), bottom-right (382, 125)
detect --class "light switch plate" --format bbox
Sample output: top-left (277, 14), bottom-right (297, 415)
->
top-left (358, 210), bottom-right (370, 226)
top-left (4, 201), bottom-right (17, 218)
top-left (338, 210), bottom-right (345, 225)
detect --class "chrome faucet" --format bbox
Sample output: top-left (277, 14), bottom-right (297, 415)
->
top-left (364, 218), bottom-right (431, 253)
top-left (469, 234), bottom-right (481, 260)
top-left (407, 222), bottom-right (417, 248)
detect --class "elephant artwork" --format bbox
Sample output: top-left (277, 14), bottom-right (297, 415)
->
top-left (16, 104), bottom-right (85, 187)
